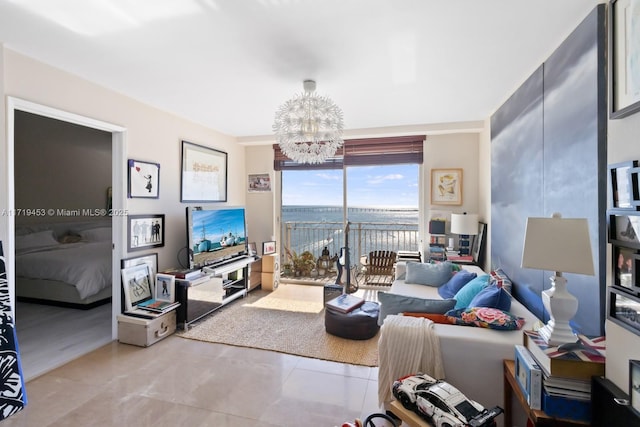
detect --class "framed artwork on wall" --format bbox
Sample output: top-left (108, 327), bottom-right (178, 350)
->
top-left (127, 214), bottom-right (165, 251)
top-left (631, 359), bottom-right (640, 416)
top-left (431, 168), bottom-right (462, 205)
top-left (610, 0), bottom-right (640, 119)
top-left (180, 140), bottom-right (227, 203)
top-left (127, 159), bottom-right (159, 198)
top-left (262, 241), bottom-right (276, 255)
top-left (609, 212), bottom-right (640, 248)
top-left (248, 173), bottom-right (271, 192)
top-left (609, 161), bottom-right (639, 210)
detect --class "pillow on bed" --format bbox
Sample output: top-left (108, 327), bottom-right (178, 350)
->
top-left (15, 230), bottom-right (59, 250)
top-left (405, 261), bottom-right (453, 286)
top-left (468, 284), bottom-right (511, 311)
top-left (446, 307), bottom-right (525, 330)
top-left (438, 270), bottom-right (477, 299)
top-left (453, 274), bottom-right (490, 309)
top-left (378, 292), bottom-right (456, 326)
top-left (80, 227), bottom-right (111, 242)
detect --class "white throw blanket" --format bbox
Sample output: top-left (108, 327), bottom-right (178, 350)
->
top-left (377, 314), bottom-right (445, 406)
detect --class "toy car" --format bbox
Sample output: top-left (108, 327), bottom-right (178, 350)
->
top-left (392, 373), bottom-right (503, 427)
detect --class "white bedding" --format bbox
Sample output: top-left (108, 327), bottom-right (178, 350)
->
top-left (16, 241), bottom-right (112, 299)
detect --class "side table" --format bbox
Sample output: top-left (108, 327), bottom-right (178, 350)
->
top-left (503, 359), bottom-right (589, 427)
top-left (387, 400), bottom-right (433, 427)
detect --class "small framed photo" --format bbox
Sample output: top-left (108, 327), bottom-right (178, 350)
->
top-left (609, 161), bottom-right (639, 210)
top-left (248, 242), bottom-right (257, 256)
top-left (127, 159), bottom-right (160, 198)
top-left (431, 168), bottom-right (462, 205)
top-left (262, 241), bottom-right (276, 255)
top-left (609, 212), bottom-right (640, 249)
top-left (154, 273), bottom-right (175, 303)
top-left (613, 245), bottom-right (638, 292)
top-left (121, 264), bottom-right (153, 312)
top-left (181, 140), bottom-right (227, 203)
top-left (631, 359), bottom-right (640, 416)
top-left (248, 173), bottom-right (271, 192)
top-left (128, 214), bottom-right (165, 251)
top-left (609, 288), bottom-right (640, 337)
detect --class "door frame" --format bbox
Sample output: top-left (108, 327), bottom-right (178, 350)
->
top-left (7, 96), bottom-right (126, 339)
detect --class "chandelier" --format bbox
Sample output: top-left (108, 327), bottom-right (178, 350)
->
top-left (273, 80), bottom-right (344, 164)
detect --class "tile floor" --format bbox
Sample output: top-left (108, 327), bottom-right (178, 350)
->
top-left (3, 336), bottom-right (399, 427)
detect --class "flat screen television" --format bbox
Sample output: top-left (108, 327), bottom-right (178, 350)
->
top-left (186, 206), bottom-right (248, 269)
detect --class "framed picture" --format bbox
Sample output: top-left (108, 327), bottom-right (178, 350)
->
top-left (262, 241), bottom-right (276, 255)
top-left (609, 212), bottom-right (640, 248)
top-left (154, 273), bottom-right (175, 303)
top-left (121, 263), bottom-right (153, 312)
top-left (471, 222), bottom-right (487, 265)
top-left (609, 287), bottom-right (640, 336)
top-left (431, 168), bottom-right (462, 205)
top-left (609, 161), bottom-right (639, 209)
top-left (180, 140), bottom-right (227, 202)
top-left (248, 242), bottom-right (257, 256)
top-left (631, 359), bottom-right (640, 416)
top-left (121, 253), bottom-right (158, 277)
top-left (610, 0), bottom-right (640, 119)
top-left (248, 173), bottom-right (271, 192)
top-left (128, 214), bottom-right (165, 251)
top-left (613, 245), bottom-right (638, 292)
top-left (127, 159), bottom-right (159, 198)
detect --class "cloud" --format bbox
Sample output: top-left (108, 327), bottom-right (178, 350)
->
top-left (367, 174), bottom-right (404, 184)
top-left (315, 172), bottom-right (341, 181)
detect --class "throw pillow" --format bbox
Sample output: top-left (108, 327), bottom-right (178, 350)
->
top-left (405, 261), bottom-right (453, 287)
top-left (15, 230), bottom-right (59, 250)
top-left (438, 270), bottom-right (477, 299)
top-left (468, 284), bottom-right (512, 311)
top-left (377, 292), bottom-right (456, 326)
top-left (490, 268), bottom-right (513, 294)
top-left (402, 313), bottom-right (454, 324)
top-left (80, 227), bottom-right (112, 242)
top-left (453, 274), bottom-right (490, 309)
top-left (446, 307), bottom-right (525, 331)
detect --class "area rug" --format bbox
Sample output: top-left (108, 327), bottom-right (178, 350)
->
top-left (177, 284), bottom-right (379, 367)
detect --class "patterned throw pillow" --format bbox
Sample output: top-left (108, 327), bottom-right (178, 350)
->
top-left (446, 307), bottom-right (525, 330)
top-left (490, 268), bottom-right (513, 294)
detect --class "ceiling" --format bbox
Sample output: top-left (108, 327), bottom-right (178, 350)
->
top-left (0, 0), bottom-right (601, 141)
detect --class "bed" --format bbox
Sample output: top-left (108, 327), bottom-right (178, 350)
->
top-left (15, 222), bottom-right (112, 309)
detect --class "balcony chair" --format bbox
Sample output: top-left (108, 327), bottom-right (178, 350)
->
top-left (364, 250), bottom-right (397, 286)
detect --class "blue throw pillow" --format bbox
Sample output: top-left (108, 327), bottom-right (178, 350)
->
top-left (468, 284), bottom-right (512, 311)
top-left (405, 261), bottom-right (453, 287)
top-left (377, 292), bottom-right (457, 326)
top-left (438, 270), bottom-right (477, 299)
top-left (453, 274), bottom-right (490, 309)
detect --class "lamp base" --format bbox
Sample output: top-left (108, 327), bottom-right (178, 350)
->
top-left (539, 275), bottom-right (578, 346)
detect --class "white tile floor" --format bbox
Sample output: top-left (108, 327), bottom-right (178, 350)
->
top-left (3, 336), bottom-right (399, 427)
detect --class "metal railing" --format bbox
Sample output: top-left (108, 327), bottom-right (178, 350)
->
top-left (280, 220), bottom-right (419, 275)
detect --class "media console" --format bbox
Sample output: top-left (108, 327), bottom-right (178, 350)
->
top-left (175, 256), bottom-right (256, 329)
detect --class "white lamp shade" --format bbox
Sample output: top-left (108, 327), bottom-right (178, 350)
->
top-left (521, 216), bottom-right (594, 275)
top-left (450, 213), bottom-right (478, 235)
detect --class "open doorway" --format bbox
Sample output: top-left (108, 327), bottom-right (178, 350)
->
top-left (7, 97), bottom-right (126, 380)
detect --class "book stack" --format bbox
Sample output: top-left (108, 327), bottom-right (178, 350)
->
top-left (521, 330), bottom-right (605, 423)
top-left (397, 250), bottom-right (421, 263)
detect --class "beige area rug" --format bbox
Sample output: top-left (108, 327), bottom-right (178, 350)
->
top-left (178, 284), bottom-right (379, 367)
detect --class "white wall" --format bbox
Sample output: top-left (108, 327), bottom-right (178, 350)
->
top-left (1, 47), bottom-right (246, 273)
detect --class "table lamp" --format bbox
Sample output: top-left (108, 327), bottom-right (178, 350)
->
top-left (450, 213), bottom-right (478, 256)
top-left (521, 213), bottom-right (594, 346)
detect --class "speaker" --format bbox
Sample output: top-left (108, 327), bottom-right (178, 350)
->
top-left (262, 253), bottom-right (279, 274)
top-left (261, 272), bottom-right (279, 291)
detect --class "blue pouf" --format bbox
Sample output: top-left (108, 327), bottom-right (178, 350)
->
top-left (325, 301), bottom-right (380, 340)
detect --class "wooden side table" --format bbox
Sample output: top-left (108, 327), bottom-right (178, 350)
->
top-left (503, 359), bottom-right (589, 427)
top-left (387, 400), bottom-right (433, 427)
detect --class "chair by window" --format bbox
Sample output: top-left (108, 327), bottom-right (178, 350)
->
top-left (364, 250), bottom-right (397, 286)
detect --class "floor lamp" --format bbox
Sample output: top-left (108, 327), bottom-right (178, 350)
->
top-left (521, 213), bottom-right (594, 346)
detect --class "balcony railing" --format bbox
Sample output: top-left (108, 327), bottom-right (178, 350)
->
top-left (280, 220), bottom-right (419, 281)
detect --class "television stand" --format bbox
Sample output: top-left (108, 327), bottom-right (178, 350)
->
top-left (176, 257), bottom-right (254, 329)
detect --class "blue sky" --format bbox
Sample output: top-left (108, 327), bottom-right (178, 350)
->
top-left (282, 164), bottom-right (418, 207)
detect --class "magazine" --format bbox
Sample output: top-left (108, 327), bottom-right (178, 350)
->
top-left (325, 293), bottom-right (364, 313)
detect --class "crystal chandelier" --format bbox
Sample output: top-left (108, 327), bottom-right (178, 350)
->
top-left (273, 80), bottom-right (344, 164)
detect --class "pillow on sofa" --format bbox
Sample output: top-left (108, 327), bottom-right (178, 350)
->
top-left (378, 292), bottom-right (456, 326)
top-left (446, 307), bottom-right (525, 331)
top-left (438, 270), bottom-right (477, 299)
top-left (405, 261), bottom-right (453, 286)
top-left (468, 284), bottom-right (511, 311)
top-left (453, 274), bottom-right (490, 309)
top-left (490, 268), bottom-right (513, 294)
top-left (401, 313), bottom-right (454, 324)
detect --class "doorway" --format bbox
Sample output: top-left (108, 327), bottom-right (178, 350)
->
top-left (7, 97), bottom-right (126, 380)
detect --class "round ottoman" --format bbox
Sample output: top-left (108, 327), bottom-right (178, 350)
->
top-left (325, 301), bottom-right (380, 340)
